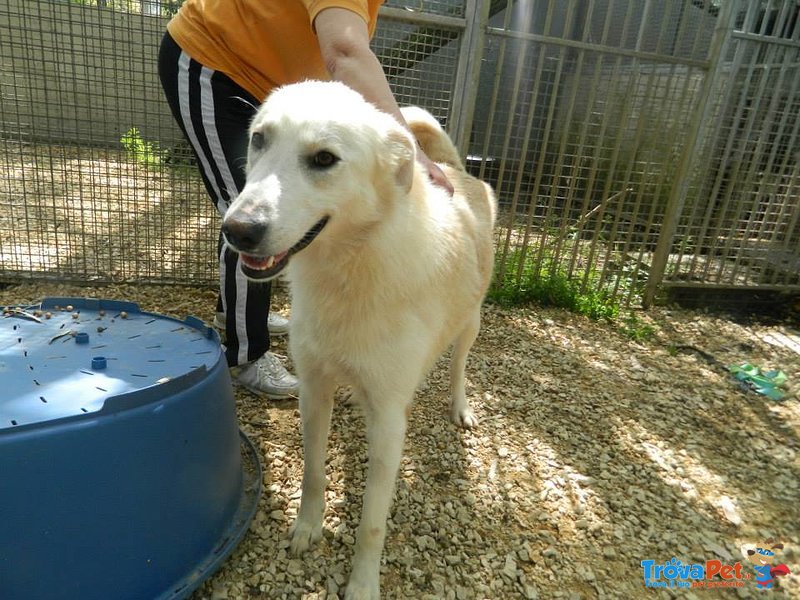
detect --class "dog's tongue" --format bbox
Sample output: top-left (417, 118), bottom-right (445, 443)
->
top-left (243, 255), bottom-right (272, 269)
top-left (242, 250), bottom-right (289, 271)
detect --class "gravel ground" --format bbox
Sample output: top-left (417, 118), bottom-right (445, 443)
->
top-left (2, 282), bottom-right (798, 599)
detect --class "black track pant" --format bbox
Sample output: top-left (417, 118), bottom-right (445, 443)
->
top-left (158, 31), bottom-right (270, 367)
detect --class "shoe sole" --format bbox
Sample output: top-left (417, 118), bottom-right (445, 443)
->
top-left (212, 320), bottom-right (289, 338)
top-left (234, 378), bottom-right (298, 400)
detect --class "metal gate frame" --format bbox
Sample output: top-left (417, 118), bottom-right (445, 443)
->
top-left (472, 0), bottom-right (799, 309)
top-left (645, 0), bottom-right (800, 305)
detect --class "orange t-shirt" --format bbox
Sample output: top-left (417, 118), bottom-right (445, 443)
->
top-left (167, 0), bottom-right (384, 102)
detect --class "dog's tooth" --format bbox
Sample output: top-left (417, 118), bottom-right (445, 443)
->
top-left (265, 256), bottom-right (275, 269)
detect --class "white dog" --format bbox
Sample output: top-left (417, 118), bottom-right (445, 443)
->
top-left (222, 81), bottom-right (496, 599)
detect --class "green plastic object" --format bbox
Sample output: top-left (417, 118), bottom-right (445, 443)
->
top-left (729, 363), bottom-right (788, 401)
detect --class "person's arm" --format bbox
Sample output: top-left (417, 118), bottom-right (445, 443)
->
top-left (313, 7), bottom-right (454, 194)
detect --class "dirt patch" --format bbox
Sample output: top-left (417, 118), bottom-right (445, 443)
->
top-left (0, 141), bottom-right (217, 284)
top-left (1, 281), bottom-right (798, 599)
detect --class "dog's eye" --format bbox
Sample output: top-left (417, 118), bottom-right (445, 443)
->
top-left (310, 150), bottom-right (339, 169)
top-left (251, 132), bottom-right (265, 150)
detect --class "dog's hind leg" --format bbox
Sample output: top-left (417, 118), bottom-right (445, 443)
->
top-left (449, 307), bottom-right (480, 428)
top-left (290, 370), bottom-right (337, 555)
top-left (347, 394), bottom-right (411, 600)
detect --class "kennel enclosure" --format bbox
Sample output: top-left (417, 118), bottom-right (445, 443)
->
top-left (0, 0), bottom-right (797, 307)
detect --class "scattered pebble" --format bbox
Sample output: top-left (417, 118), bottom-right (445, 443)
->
top-left (1, 282), bottom-right (797, 599)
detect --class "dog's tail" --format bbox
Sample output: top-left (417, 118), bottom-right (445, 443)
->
top-left (401, 106), bottom-right (465, 171)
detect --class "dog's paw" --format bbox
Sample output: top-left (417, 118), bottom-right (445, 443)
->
top-left (344, 577), bottom-right (380, 600)
top-left (289, 519), bottom-right (322, 556)
top-left (450, 406), bottom-right (478, 429)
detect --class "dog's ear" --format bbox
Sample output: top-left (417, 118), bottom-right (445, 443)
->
top-left (385, 128), bottom-right (415, 193)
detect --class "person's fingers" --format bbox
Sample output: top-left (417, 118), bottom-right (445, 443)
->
top-left (418, 152), bottom-right (454, 195)
top-left (429, 163), bottom-right (454, 195)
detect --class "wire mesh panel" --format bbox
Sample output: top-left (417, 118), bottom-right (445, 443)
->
top-left (0, 0), bottom-right (466, 286)
top-left (666, 0), bottom-right (800, 291)
top-left (479, 0), bottom-right (719, 307)
top-left (385, 0), bottom-right (465, 18)
top-left (2, 0), bottom-right (798, 305)
top-left (373, 13), bottom-right (463, 125)
top-left (0, 0), bottom-right (214, 285)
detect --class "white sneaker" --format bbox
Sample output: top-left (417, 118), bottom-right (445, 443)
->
top-left (233, 353), bottom-right (299, 399)
top-left (268, 312), bottom-right (290, 336)
top-left (213, 312), bottom-right (289, 337)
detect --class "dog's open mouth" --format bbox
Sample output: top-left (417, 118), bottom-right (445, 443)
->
top-left (239, 216), bottom-right (329, 280)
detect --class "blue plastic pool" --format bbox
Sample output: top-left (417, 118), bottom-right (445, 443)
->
top-left (0, 298), bottom-right (261, 600)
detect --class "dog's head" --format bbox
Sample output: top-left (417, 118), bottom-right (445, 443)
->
top-left (221, 80), bottom-right (416, 281)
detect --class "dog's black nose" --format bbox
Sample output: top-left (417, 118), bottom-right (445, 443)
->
top-left (221, 218), bottom-right (268, 253)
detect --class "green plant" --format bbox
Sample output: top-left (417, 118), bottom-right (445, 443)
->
top-left (488, 248), bottom-right (619, 321)
top-left (120, 127), bottom-right (164, 169)
top-left (619, 312), bottom-right (656, 342)
top-left (488, 248), bottom-right (664, 345)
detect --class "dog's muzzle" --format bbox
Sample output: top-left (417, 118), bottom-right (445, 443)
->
top-left (223, 216), bottom-right (330, 281)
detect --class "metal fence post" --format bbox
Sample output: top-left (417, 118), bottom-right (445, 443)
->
top-left (642, 0), bottom-right (739, 307)
top-left (449, 0), bottom-right (490, 155)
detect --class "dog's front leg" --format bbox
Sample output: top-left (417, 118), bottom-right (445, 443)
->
top-left (346, 397), bottom-right (410, 600)
top-left (449, 307), bottom-right (481, 428)
top-left (290, 372), bottom-right (336, 555)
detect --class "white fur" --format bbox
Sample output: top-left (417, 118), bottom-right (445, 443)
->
top-left (223, 81), bottom-right (496, 600)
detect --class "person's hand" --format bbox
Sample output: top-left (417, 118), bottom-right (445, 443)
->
top-left (312, 8), bottom-right (455, 197)
top-left (417, 149), bottom-right (454, 195)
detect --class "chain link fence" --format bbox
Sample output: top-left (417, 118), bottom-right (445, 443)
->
top-left (1, 0), bottom-right (798, 308)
